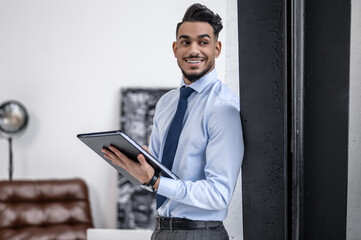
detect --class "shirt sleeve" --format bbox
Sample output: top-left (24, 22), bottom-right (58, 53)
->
top-left (148, 101), bottom-right (161, 160)
top-left (157, 102), bottom-right (244, 210)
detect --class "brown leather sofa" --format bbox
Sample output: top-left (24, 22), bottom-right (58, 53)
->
top-left (0, 178), bottom-right (94, 240)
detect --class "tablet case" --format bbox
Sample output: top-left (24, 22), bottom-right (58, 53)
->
top-left (77, 130), bottom-right (178, 185)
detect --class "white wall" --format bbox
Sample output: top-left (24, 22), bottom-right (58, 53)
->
top-left (347, 0), bottom-right (361, 239)
top-left (0, 0), bottom-right (243, 237)
top-left (223, 0), bottom-right (243, 239)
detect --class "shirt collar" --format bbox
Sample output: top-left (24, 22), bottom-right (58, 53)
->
top-left (180, 68), bottom-right (218, 94)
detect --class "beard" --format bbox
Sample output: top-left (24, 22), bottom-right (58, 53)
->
top-left (181, 66), bottom-right (212, 83)
top-left (180, 62), bottom-right (214, 83)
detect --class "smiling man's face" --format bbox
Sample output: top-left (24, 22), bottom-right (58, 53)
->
top-left (173, 21), bottom-right (221, 85)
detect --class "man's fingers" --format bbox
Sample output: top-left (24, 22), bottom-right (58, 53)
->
top-left (105, 154), bottom-right (125, 168)
top-left (137, 154), bottom-right (147, 166)
top-left (102, 147), bottom-right (154, 184)
top-left (102, 148), bottom-right (127, 169)
top-left (102, 148), bottom-right (117, 159)
top-left (142, 145), bottom-right (150, 153)
top-left (111, 159), bottom-right (126, 169)
top-left (109, 146), bottom-right (128, 159)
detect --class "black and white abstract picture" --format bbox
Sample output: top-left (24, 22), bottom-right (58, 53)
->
top-left (117, 88), bottom-right (170, 229)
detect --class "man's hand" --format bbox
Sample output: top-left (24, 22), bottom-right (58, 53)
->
top-left (101, 145), bottom-right (155, 185)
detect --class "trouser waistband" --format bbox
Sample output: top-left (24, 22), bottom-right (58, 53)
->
top-left (156, 216), bottom-right (223, 230)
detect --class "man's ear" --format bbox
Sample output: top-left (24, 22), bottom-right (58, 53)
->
top-left (172, 41), bottom-right (178, 58)
top-left (215, 41), bottom-right (222, 58)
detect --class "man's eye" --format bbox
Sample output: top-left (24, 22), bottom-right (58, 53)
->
top-left (200, 41), bottom-right (209, 45)
top-left (181, 41), bottom-right (190, 45)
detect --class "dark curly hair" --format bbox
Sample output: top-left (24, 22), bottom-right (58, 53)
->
top-left (176, 3), bottom-right (223, 40)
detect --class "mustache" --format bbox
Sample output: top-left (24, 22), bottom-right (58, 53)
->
top-left (183, 55), bottom-right (206, 60)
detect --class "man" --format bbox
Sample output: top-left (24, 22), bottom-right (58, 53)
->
top-left (102, 3), bottom-right (244, 239)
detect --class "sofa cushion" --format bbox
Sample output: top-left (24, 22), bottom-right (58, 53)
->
top-left (0, 179), bottom-right (93, 240)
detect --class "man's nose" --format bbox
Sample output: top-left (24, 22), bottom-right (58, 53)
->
top-left (188, 42), bottom-right (201, 55)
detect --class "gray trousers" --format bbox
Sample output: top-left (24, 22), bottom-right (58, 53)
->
top-left (151, 225), bottom-right (229, 240)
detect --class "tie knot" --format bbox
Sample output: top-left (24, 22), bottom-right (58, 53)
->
top-left (179, 87), bottom-right (194, 100)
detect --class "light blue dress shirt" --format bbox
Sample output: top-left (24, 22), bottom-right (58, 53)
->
top-left (149, 69), bottom-right (244, 221)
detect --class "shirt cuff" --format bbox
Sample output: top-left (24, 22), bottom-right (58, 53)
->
top-left (157, 176), bottom-right (178, 199)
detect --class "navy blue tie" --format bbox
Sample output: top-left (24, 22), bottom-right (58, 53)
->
top-left (156, 87), bottom-right (194, 209)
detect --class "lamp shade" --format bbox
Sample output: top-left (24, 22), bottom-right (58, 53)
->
top-left (0, 101), bottom-right (29, 138)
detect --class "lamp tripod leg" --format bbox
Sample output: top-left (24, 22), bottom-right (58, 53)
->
top-left (8, 138), bottom-right (13, 181)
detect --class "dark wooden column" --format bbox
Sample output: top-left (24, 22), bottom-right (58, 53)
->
top-left (238, 0), bottom-right (351, 239)
top-left (238, 0), bottom-right (290, 239)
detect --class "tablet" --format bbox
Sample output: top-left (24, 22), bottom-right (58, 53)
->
top-left (77, 130), bottom-right (178, 185)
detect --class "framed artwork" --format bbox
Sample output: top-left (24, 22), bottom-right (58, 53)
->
top-left (117, 88), bottom-right (171, 229)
